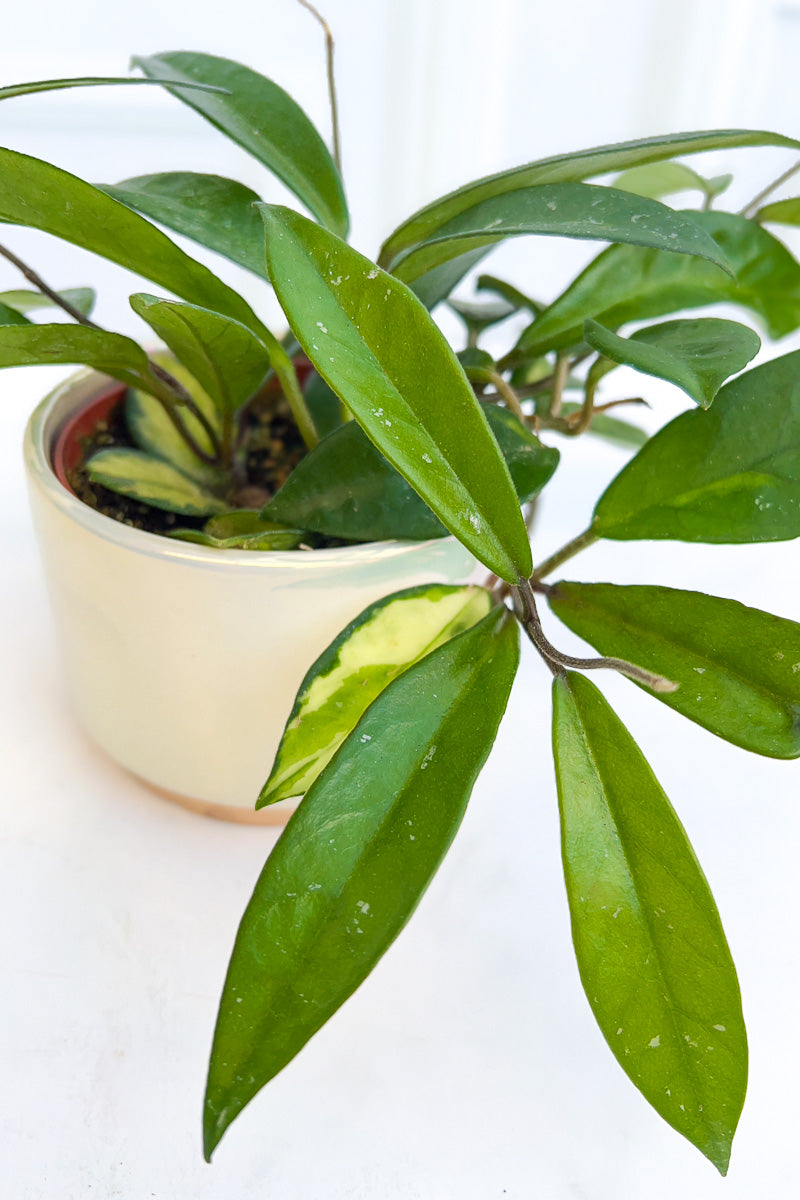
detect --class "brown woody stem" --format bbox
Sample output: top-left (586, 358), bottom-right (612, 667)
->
top-left (0, 242), bottom-right (103, 328)
top-left (514, 577), bottom-right (678, 692)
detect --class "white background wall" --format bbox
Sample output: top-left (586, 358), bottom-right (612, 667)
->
top-left (0, 0), bottom-right (798, 333)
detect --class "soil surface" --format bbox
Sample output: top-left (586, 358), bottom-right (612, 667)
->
top-left (68, 392), bottom-right (315, 539)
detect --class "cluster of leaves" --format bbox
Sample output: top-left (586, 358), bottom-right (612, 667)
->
top-left (4, 36), bottom-right (800, 1178)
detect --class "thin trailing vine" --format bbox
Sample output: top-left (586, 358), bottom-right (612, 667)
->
top-left (296, 0), bottom-right (342, 175)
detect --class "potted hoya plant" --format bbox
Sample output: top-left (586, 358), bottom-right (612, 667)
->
top-left (3, 0), bottom-right (800, 1177)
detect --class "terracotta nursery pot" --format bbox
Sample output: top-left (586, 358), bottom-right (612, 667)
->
top-left (23, 370), bottom-right (475, 823)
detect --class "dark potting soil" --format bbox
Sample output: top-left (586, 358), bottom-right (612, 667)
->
top-left (67, 392), bottom-right (327, 541)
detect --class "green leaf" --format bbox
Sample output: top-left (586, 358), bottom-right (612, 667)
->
top-left (457, 347), bottom-right (496, 382)
top-left (86, 448), bottom-right (227, 516)
top-left (410, 247), bottom-right (492, 310)
top-left (203, 510), bottom-right (297, 541)
top-left (0, 75), bottom-right (227, 100)
top-left (755, 196), bottom-right (800, 226)
top-left (169, 513), bottom-right (304, 550)
top-left (613, 161), bottom-right (731, 202)
top-left (0, 323), bottom-right (172, 393)
top-left (0, 149), bottom-right (260, 333)
top-left (101, 174), bottom-right (268, 278)
top-left (383, 184), bottom-right (734, 284)
top-left (513, 212), bottom-right (800, 357)
top-left (476, 273), bottom-right (544, 315)
top-left (204, 606), bottom-right (519, 1159)
top-left (448, 297), bottom-right (517, 337)
top-left (592, 349), bottom-right (800, 542)
top-left (485, 405), bottom-right (560, 499)
top-left (260, 583), bottom-right (494, 805)
top-left (260, 205), bottom-right (532, 580)
top-left (558, 402), bottom-right (648, 448)
top-left (0, 287), bottom-right (95, 316)
top-left (263, 405), bottom-right (558, 543)
top-left (304, 370), bottom-right (345, 439)
top-left (262, 419), bottom-right (446, 541)
top-left (552, 671), bottom-right (747, 1174)
top-left (130, 294), bottom-right (271, 416)
top-left (0, 301), bottom-right (30, 326)
top-left (133, 52), bottom-right (348, 237)
top-left (584, 317), bottom-right (761, 408)
top-left (550, 581), bottom-right (800, 758)
top-left (380, 130), bottom-right (799, 268)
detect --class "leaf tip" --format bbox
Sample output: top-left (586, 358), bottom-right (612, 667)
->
top-left (703, 1132), bottom-right (733, 1177)
top-left (202, 1091), bottom-right (234, 1163)
top-left (254, 782), bottom-right (276, 810)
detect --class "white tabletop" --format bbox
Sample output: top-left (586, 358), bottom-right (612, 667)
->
top-left (2, 364), bottom-right (799, 1199)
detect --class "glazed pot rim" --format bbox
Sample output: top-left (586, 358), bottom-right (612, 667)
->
top-left (23, 367), bottom-right (449, 572)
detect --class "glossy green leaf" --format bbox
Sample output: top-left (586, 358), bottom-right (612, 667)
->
top-left (476, 274), bottom-right (544, 315)
top-left (550, 581), bottom-right (800, 758)
top-left (0, 149), bottom-right (260, 333)
top-left (552, 671), bottom-right (747, 1174)
top-left (261, 205), bottom-right (532, 580)
top-left (383, 184), bottom-right (733, 284)
top-left (260, 584), bottom-right (494, 805)
top-left (380, 130), bottom-right (799, 268)
top-left (613, 161), bottom-right (731, 201)
top-left (0, 302), bottom-right (30, 326)
top-left (486, 405), bottom-right (561, 499)
top-left (169, 513), bottom-right (304, 550)
top-left (0, 287), bottom-right (95, 316)
top-left (557, 402), bottom-right (648, 448)
top-left (130, 294), bottom-right (271, 416)
top-left (593, 350), bottom-right (800, 542)
top-left (133, 51), bottom-right (348, 237)
top-left (303, 370), bottom-right (344, 439)
top-left (457, 347), bottom-right (496, 382)
top-left (101, 174), bottom-right (268, 277)
top-left (584, 318), bottom-right (760, 408)
top-left (448, 297), bottom-right (517, 337)
top-left (263, 405), bottom-right (558, 542)
top-left (513, 212), bottom-right (800, 357)
top-left (410, 247), bottom-right (494, 310)
top-left (204, 606), bottom-right (519, 1159)
top-left (86, 448), bottom-right (227, 516)
top-left (755, 196), bottom-right (800, 226)
top-left (262, 419), bottom-right (446, 541)
top-left (204, 510), bottom-right (300, 541)
top-left (0, 75), bottom-right (226, 100)
top-left (510, 355), bottom-right (557, 389)
top-left (0, 323), bottom-right (171, 393)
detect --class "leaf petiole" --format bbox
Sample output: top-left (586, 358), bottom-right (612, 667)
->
top-left (739, 156), bottom-right (800, 218)
top-left (514, 577), bottom-right (678, 692)
top-left (531, 526), bottom-right (598, 581)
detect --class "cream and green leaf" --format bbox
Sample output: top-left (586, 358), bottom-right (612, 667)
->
top-left (124, 356), bottom-right (225, 492)
top-left (86, 449), bottom-right (228, 516)
top-left (258, 584), bottom-right (493, 807)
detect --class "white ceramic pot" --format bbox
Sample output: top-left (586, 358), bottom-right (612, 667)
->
top-left (23, 370), bottom-right (476, 822)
